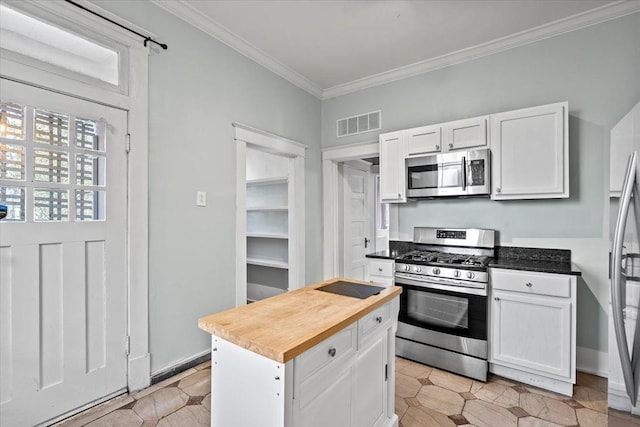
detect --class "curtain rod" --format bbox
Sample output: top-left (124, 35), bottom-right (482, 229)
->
top-left (64, 0), bottom-right (168, 50)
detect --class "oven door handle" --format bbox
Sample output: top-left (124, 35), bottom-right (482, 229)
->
top-left (395, 273), bottom-right (487, 296)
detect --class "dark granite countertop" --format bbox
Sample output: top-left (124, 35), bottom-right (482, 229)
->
top-left (366, 243), bottom-right (582, 276)
top-left (489, 258), bottom-right (581, 276)
top-left (489, 246), bottom-right (581, 276)
top-left (366, 249), bottom-right (404, 260)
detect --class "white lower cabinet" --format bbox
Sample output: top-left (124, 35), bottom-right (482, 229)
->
top-left (489, 268), bottom-right (576, 396)
top-left (366, 258), bottom-right (395, 287)
top-left (210, 298), bottom-right (399, 427)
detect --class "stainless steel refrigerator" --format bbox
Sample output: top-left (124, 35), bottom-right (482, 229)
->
top-left (609, 101), bottom-right (640, 414)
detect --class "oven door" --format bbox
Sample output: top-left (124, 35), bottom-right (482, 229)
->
top-left (396, 275), bottom-right (487, 342)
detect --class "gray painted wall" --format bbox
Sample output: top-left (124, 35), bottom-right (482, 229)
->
top-left (321, 13), bottom-right (640, 355)
top-left (93, 1), bottom-right (322, 373)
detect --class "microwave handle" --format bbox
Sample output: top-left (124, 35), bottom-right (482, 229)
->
top-left (461, 156), bottom-right (467, 191)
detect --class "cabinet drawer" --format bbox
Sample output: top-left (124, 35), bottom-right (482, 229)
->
top-left (491, 269), bottom-right (571, 298)
top-left (369, 276), bottom-right (394, 287)
top-left (368, 260), bottom-right (394, 278)
top-left (358, 302), bottom-right (391, 347)
top-left (296, 323), bottom-right (356, 381)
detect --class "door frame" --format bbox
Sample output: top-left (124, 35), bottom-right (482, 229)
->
top-left (0, 0), bottom-right (151, 392)
top-left (234, 123), bottom-right (307, 307)
top-left (323, 141), bottom-right (394, 278)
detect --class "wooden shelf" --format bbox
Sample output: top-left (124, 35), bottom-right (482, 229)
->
top-left (247, 233), bottom-right (289, 239)
top-left (246, 176), bottom-right (288, 186)
top-left (246, 206), bottom-right (288, 212)
top-left (247, 257), bottom-right (289, 269)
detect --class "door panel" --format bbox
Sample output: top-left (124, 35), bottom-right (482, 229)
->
top-left (0, 79), bottom-right (128, 426)
top-left (343, 165), bottom-right (372, 280)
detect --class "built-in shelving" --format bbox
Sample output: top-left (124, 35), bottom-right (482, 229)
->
top-left (246, 206), bottom-right (288, 212)
top-left (246, 232), bottom-right (288, 239)
top-left (245, 148), bottom-right (292, 303)
top-left (246, 176), bottom-right (288, 186)
top-left (246, 257), bottom-right (289, 269)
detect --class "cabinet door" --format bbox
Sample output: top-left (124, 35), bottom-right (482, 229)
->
top-left (444, 116), bottom-right (488, 151)
top-left (379, 131), bottom-right (406, 203)
top-left (406, 125), bottom-right (441, 156)
top-left (490, 290), bottom-right (572, 379)
top-left (297, 366), bottom-right (354, 427)
top-left (491, 102), bottom-right (568, 199)
top-left (610, 102), bottom-right (640, 196)
top-left (354, 333), bottom-right (388, 427)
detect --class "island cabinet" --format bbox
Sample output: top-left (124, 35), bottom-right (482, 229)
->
top-left (199, 279), bottom-right (402, 427)
top-left (490, 102), bottom-right (569, 200)
top-left (489, 268), bottom-right (577, 396)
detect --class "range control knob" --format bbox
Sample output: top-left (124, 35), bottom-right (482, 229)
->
top-left (432, 268), bottom-right (441, 275)
top-left (414, 265), bottom-right (422, 273)
top-left (467, 272), bottom-right (475, 279)
top-left (454, 270), bottom-right (461, 278)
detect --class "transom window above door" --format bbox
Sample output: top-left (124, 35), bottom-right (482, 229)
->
top-left (0, 101), bottom-right (107, 222)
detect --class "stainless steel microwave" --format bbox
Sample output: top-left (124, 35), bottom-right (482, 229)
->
top-left (406, 148), bottom-right (490, 198)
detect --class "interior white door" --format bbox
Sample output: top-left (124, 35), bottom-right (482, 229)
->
top-left (343, 165), bottom-right (373, 280)
top-left (0, 79), bottom-right (128, 426)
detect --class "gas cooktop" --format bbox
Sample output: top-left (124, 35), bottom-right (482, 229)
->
top-left (399, 250), bottom-right (492, 268)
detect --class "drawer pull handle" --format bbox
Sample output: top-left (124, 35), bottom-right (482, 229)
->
top-left (376, 316), bottom-right (383, 323)
top-left (449, 143), bottom-right (453, 148)
top-left (494, 297), bottom-right (500, 301)
top-left (435, 145), bottom-right (440, 150)
top-left (328, 347), bottom-right (337, 357)
top-left (378, 267), bottom-right (383, 272)
top-left (526, 282), bottom-right (533, 287)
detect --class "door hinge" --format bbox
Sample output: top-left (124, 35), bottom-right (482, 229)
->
top-left (385, 363), bottom-right (388, 381)
top-left (126, 134), bottom-right (131, 154)
top-left (125, 335), bottom-right (131, 356)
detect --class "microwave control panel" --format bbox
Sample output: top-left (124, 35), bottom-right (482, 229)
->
top-left (468, 159), bottom-right (486, 186)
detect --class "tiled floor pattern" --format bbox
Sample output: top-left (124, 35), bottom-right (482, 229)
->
top-left (55, 357), bottom-right (639, 426)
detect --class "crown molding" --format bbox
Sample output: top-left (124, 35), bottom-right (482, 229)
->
top-left (322, 1), bottom-right (640, 99)
top-left (150, 0), bottom-right (323, 99)
top-left (150, 0), bottom-right (639, 101)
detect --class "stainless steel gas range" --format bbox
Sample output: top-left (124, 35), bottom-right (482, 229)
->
top-left (394, 227), bottom-right (495, 381)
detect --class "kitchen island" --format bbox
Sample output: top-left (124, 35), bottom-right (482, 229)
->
top-left (199, 277), bottom-right (402, 427)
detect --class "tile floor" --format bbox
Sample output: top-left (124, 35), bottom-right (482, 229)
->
top-left (55, 357), bottom-right (639, 427)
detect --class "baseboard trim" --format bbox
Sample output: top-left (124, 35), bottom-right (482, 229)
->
top-left (150, 350), bottom-right (211, 385)
top-left (576, 346), bottom-right (608, 378)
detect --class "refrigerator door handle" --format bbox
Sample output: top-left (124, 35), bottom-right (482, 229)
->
top-left (612, 151), bottom-right (639, 404)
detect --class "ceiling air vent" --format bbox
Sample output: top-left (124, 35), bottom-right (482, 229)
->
top-left (337, 110), bottom-right (381, 138)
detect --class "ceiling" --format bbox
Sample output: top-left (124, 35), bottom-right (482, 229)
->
top-left (153, 0), bottom-right (639, 99)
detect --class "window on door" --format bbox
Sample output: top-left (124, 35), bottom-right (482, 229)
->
top-left (0, 101), bottom-right (106, 222)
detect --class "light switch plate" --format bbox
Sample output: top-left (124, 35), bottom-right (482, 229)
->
top-left (196, 191), bottom-right (206, 207)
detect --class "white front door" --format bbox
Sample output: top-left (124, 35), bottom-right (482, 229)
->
top-left (0, 79), bottom-right (128, 426)
top-left (343, 165), bottom-right (373, 280)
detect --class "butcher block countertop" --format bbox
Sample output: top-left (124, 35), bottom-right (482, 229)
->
top-left (198, 277), bottom-right (402, 363)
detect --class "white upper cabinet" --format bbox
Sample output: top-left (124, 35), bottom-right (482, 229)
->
top-left (405, 116), bottom-right (487, 156)
top-left (610, 102), bottom-right (640, 197)
top-left (445, 116), bottom-right (488, 151)
top-left (406, 124), bottom-right (441, 156)
top-left (491, 102), bottom-right (569, 200)
top-left (379, 130), bottom-right (407, 203)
